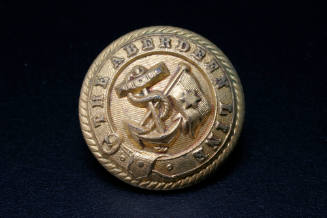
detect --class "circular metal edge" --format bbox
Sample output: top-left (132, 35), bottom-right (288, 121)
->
top-left (79, 26), bottom-right (245, 190)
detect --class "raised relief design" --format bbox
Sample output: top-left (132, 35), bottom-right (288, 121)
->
top-left (214, 74), bottom-right (229, 89)
top-left (101, 133), bottom-right (121, 155)
top-left (166, 163), bottom-right (173, 171)
top-left (93, 115), bottom-right (106, 128)
top-left (128, 154), bottom-right (155, 179)
top-left (215, 121), bottom-right (230, 133)
top-left (90, 95), bottom-right (104, 108)
top-left (79, 26), bottom-right (244, 190)
top-left (124, 43), bottom-right (139, 57)
top-left (219, 101), bottom-right (233, 115)
top-left (206, 58), bottom-right (219, 73)
top-left (111, 56), bottom-right (125, 69)
top-left (193, 147), bottom-right (207, 162)
top-left (94, 77), bottom-right (109, 88)
top-left (192, 46), bottom-right (206, 61)
top-left (176, 39), bottom-right (190, 52)
top-left (206, 132), bottom-right (221, 149)
top-left (159, 37), bottom-right (171, 48)
top-left (141, 38), bottom-right (154, 51)
top-left (115, 62), bottom-right (211, 153)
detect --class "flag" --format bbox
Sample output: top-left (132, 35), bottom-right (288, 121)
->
top-left (168, 71), bottom-right (211, 138)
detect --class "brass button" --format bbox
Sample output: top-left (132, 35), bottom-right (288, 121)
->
top-left (79, 26), bottom-right (245, 190)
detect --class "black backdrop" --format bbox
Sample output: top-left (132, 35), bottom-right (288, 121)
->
top-left (1, 1), bottom-right (326, 217)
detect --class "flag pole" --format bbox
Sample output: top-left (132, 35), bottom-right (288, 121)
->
top-left (139, 63), bottom-right (190, 126)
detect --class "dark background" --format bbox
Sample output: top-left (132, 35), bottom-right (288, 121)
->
top-left (1, 1), bottom-right (326, 217)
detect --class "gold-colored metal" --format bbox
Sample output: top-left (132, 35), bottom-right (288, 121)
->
top-left (79, 26), bottom-right (245, 190)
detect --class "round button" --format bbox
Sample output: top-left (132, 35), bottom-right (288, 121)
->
top-left (79, 26), bottom-right (245, 190)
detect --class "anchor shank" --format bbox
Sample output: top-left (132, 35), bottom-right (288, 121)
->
top-left (140, 64), bottom-right (189, 126)
top-left (143, 88), bottom-right (164, 133)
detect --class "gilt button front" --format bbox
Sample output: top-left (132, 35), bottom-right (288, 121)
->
top-left (79, 26), bottom-right (245, 190)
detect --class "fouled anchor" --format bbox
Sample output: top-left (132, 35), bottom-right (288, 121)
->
top-left (115, 62), bottom-right (210, 153)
